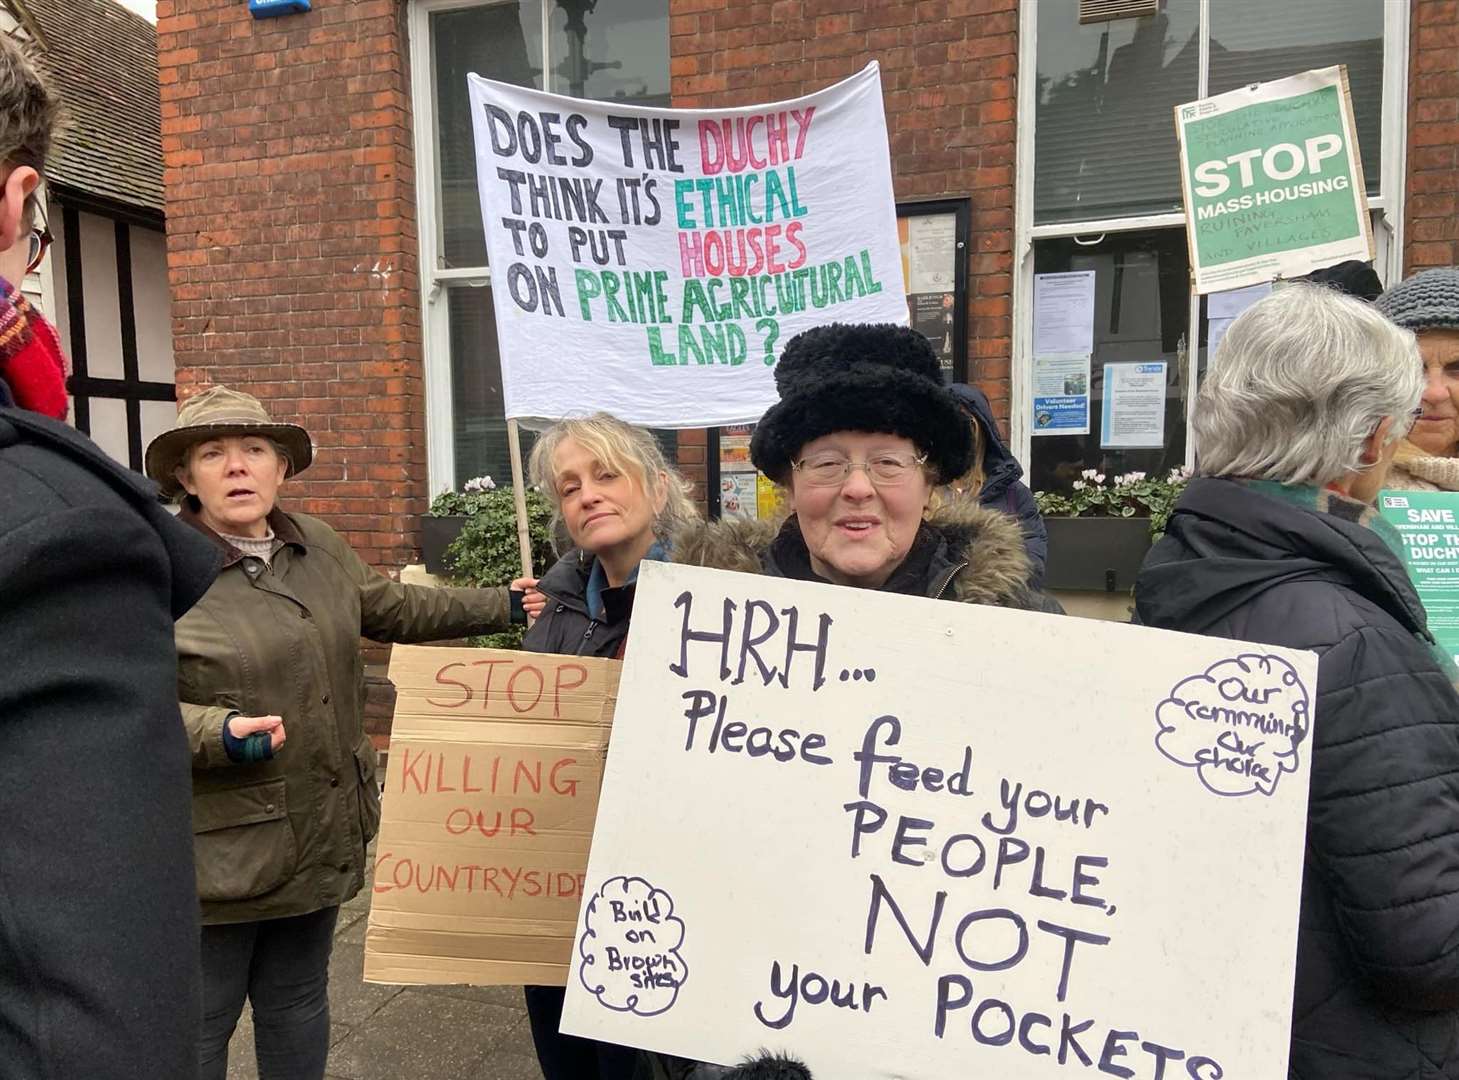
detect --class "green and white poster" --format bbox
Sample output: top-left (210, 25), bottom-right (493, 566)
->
top-left (1175, 66), bottom-right (1372, 294)
top-left (1379, 492), bottom-right (1459, 666)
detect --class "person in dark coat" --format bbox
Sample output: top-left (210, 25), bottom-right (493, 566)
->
top-left (0, 33), bottom-right (223, 1078)
top-left (1135, 282), bottom-right (1459, 1079)
top-left (520, 412), bottom-right (700, 1080)
top-left (658, 324), bottom-right (1058, 1080)
top-left (1304, 258), bottom-right (1383, 302)
top-left (146, 386), bottom-right (530, 1080)
top-left (946, 381), bottom-right (1048, 585)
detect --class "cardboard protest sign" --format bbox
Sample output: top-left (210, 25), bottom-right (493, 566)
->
top-left (364, 646), bottom-right (619, 987)
top-left (1176, 66), bottom-right (1372, 294)
top-left (1379, 491), bottom-right (1459, 668)
top-left (561, 563), bottom-right (1318, 1078)
top-left (467, 63), bottom-right (907, 428)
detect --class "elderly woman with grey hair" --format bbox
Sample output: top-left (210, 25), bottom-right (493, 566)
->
top-left (1377, 266), bottom-right (1459, 491)
top-left (1135, 283), bottom-right (1459, 1079)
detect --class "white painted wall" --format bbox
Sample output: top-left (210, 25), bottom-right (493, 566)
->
top-left (79, 212), bottom-right (124, 380)
top-left (34, 195), bottom-right (177, 468)
top-left (130, 225), bottom-right (174, 383)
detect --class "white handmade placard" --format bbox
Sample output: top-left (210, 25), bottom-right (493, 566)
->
top-left (467, 63), bottom-right (906, 428)
top-left (560, 563), bottom-right (1318, 1078)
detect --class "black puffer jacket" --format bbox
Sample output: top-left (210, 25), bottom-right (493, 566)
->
top-left (524, 548), bottom-right (641, 659)
top-left (1136, 478), bottom-right (1459, 1080)
top-left (948, 383), bottom-right (1048, 586)
top-left (675, 495), bottom-right (1058, 613)
top-left (522, 547), bottom-right (657, 1080)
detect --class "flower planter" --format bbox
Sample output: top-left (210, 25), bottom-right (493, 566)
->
top-left (419, 514), bottom-right (467, 575)
top-left (1044, 515), bottom-right (1153, 593)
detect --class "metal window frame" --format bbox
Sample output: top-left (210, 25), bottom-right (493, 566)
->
top-left (1013, 0), bottom-right (1410, 472)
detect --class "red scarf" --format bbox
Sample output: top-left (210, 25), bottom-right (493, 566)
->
top-left (0, 275), bottom-right (67, 419)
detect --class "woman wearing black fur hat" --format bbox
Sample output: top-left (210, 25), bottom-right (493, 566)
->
top-left (653, 324), bottom-right (1055, 1080)
top-left (675, 322), bottom-right (1055, 613)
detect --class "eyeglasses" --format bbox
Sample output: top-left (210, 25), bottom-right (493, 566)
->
top-left (791, 451), bottom-right (928, 487)
top-left (25, 197), bottom-right (51, 275)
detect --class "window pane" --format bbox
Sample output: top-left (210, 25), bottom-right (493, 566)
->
top-left (1207, 0), bottom-right (1384, 196)
top-left (549, 0), bottom-right (669, 105)
top-left (436, 2), bottom-right (675, 496)
top-left (1029, 230), bottom-right (1191, 494)
top-left (1034, 2), bottom-right (1199, 224)
top-left (448, 285), bottom-right (530, 487)
top-left (447, 285), bottom-right (677, 489)
top-left (431, 2), bottom-right (544, 270)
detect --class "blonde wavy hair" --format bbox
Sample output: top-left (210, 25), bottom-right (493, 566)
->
top-left (528, 413), bottom-right (698, 546)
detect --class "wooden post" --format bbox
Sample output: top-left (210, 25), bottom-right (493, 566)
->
top-left (506, 418), bottom-right (534, 579)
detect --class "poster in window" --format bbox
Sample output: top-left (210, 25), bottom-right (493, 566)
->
top-left (1031, 352), bottom-right (1091, 436)
top-left (1207, 282), bottom-right (1272, 358)
top-left (1032, 270), bottom-right (1096, 356)
top-left (1101, 362), bottom-right (1168, 449)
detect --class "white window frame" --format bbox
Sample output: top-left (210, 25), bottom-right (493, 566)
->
top-left (409, 0), bottom-right (554, 495)
top-left (1012, 0), bottom-right (1410, 469)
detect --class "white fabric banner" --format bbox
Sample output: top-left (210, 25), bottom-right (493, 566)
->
top-left (467, 64), bottom-right (907, 428)
top-left (561, 562), bottom-right (1318, 1078)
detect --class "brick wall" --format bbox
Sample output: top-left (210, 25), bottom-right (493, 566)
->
top-left (157, 0), bottom-right (425, 572)
top-left (670, 0), bottom-right (1018, 426)
top-left (1406, 0), bottom-right (1459, 272)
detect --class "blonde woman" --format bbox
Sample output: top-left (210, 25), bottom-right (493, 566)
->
top-left (519, 413), bottom-right (696, 1079)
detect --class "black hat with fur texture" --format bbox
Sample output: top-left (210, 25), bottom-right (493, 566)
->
top-left (750, 322), bottom-right (972, 484)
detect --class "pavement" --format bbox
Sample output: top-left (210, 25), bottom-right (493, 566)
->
top-left (222, 850), bottom-right (546, 1080)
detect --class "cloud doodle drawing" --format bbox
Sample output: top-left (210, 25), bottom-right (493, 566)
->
top-left (1155, 653), bottom-right (1310, 797)
top-left (578, 875), bottom-right (687, 1016)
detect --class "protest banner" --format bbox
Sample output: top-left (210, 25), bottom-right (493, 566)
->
top-left (1175, 66), bottom-right (1372, 294)
top-left (1379, 491), bottom-right (1459, 668)
top-left (364, 646), bottom-right (619, 987)
top-left (467, 63), bottom-right (907, 429)
top-left (560, 563), bottom-right (1318, 1078)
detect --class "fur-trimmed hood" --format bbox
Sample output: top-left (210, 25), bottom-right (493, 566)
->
top-left (673, 495), bottom-right (1048, 610)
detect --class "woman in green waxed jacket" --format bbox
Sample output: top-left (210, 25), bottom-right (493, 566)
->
top-left (145, 386), bottom-right (535, 1080)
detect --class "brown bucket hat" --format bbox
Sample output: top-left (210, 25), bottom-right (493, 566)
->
top-left (144, 385), bottom-right (313, 498)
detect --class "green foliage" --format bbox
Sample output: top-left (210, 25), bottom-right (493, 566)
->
top-left (432, 476), bottom-right (556, 650)
top-left (1035, 468), bottom-right (1191, 539)
top-left (427, 477), bottom-right (503, 518)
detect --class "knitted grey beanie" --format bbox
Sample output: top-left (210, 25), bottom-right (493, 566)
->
top-left (1375, 267), bottom-right (1459, 331)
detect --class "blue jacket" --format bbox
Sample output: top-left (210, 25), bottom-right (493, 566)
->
top-left (947, 383), bottom-right (1048, 586)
